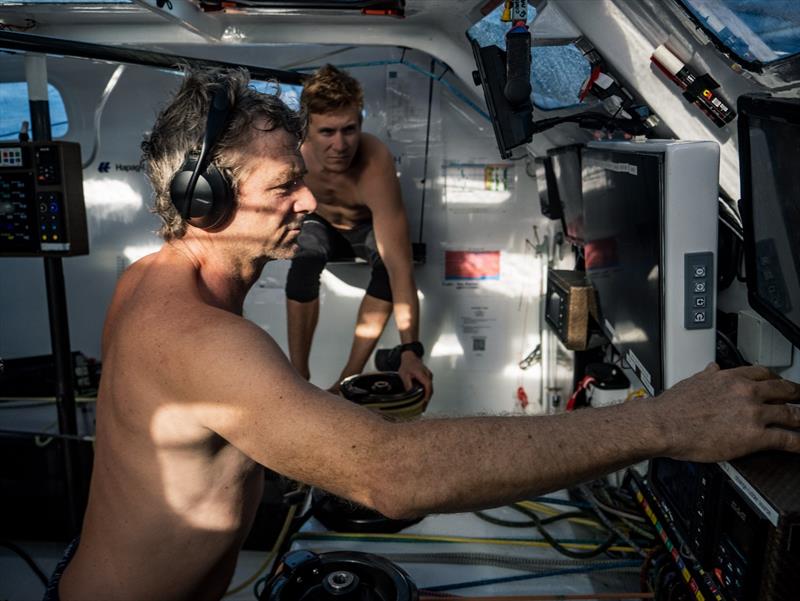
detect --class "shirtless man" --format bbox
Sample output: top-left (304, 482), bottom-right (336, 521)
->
top-left (284, 65), bottom-right (432, 398)
top-left (55, 68), bottom-right (800, 601)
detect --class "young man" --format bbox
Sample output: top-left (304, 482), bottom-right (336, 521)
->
top-left (55, 68), bottom-right (800, 601)
top-left (285, 65), bottom-right (432, 399)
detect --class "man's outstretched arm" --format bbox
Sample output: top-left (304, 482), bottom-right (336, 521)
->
top-left (177, 317), bottom-right (800, 520)
top-left (361, 137), bottom-right (432, 400)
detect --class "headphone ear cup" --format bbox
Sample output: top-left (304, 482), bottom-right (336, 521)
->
top-left (168, 159), bottom-right (234, 230)
top-left (192, 163), bottom-right (234, 230)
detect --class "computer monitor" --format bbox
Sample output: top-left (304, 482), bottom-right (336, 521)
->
top-left (582, 140), bottom-right (719, 394)
top-left (469, 38), bottom-right (534, 159)
top-left (548, 145), bottom-right (583, 245)
top-left (738, 94), bottom-right (800, 348)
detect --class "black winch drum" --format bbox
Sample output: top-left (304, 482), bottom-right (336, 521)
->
top-left (261, 550), bottom-right (418, 601)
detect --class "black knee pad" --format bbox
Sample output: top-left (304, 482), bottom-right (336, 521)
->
top-left (286, 255), bottom-right (327, 303)
top-left (366, 262), bottom-right (393, 303)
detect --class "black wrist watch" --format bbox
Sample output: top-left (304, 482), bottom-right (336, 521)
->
top-left (398, 341), bottom-right (424, 359)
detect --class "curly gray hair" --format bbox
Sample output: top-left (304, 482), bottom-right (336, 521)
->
top-left (141, 67), bottom-right (303, 240)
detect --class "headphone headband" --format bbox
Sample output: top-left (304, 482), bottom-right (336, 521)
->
top-left (180, 82), bottom-right (232, 220)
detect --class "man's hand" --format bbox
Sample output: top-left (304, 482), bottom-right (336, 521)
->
top-left (399, 351), bottom-right (433, 405)
top-left (651, 363), bottom-right (800, 462)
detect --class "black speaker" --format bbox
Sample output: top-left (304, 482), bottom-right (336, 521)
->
top-left (168, 81), bottom-right (235, 230)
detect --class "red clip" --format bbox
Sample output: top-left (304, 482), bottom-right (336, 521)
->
top-left (566, 375), bottom-right (595, 411)
top-left (516, 386), bottom-right (529, 409)
top-left (579, 65), bottom-right (602, 101)
top-left (362, 8), bottom-right (404, 17)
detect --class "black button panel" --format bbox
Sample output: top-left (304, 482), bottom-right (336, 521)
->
top-left (685, 252), bottom-right (714, 330)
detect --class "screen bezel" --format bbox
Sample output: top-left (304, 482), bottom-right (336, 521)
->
top-left (548, 144), bottom-right (584, 246)
top-left (738, 94), bottom-right (800, 348)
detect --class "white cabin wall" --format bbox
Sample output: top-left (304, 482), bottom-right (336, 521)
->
top-left (1, 44), bottom-right (552, 416)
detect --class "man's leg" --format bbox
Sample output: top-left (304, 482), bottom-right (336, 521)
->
top-left (285, 215), bottom-right (337, 381)
top-left (333, 293), bottom-right (393, 389)
top-left (287, 297), bottom-right (320, 381)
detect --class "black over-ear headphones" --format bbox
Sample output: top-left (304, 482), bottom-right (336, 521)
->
top-left (169, 80), bottom-right (235, 230)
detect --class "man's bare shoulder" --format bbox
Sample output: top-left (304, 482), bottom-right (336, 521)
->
top-left (355, 133), bottom-right (400, 210)
top-left (359, 133), bottom-right (394, 170)
top-left (106, 251), bottom-right (271, 366)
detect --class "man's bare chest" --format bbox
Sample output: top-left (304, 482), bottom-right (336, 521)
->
top-left (306, 173), bottom-right (362, 209)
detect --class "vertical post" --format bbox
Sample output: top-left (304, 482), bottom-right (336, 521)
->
top-left (25, 53), bottom-right (83, 535)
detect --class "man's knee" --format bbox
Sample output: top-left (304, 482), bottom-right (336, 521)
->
top-left (286, 255), bottom-right (327, 303)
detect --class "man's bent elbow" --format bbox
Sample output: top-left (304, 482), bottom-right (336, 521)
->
top-left (369, 486), bottom-right (425, 521)
top-left (359, 464), bottom-right (427, 520)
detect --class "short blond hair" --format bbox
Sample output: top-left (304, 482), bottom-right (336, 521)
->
top-left (300, 64), bottom-right (364, 118)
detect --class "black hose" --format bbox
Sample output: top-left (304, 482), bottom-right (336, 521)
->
top-left (474, 509), bottom-right (587, 529)
top-left (511, 503), bottom-right (620, 560)
top-left (0, 540), bottom-right (49, 586)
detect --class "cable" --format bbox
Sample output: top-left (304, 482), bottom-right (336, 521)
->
top-left (531, 111), bottom-right (648, 136)
top-left (474, 509), bottom-right (587, 529)
top-left (510, 503), bottom-right (621, 560)
top-left (513, 501), bottom-right (605, 531)
top-left (0, 540), bottom-right (49, 586)
top-left (291, 531), bottom-right (641, 554)
top-left (223, 497), bottom-right (300, 597)
top-left (34, 421), bottom-right (58, 448)
top-left (529, 495), bottom-right (592, 509)
top-left (0, 428), bottom-right (94, 443)
top-left (421, 560), bottom-right (641, 593)
top-left (382, 550), bottom-right (644, 573)
top-left (717, 329), bottom-right (748, 366)
top-left (718, 195), bottom-right (743, 232)
top-left (82, 64), bottom-right (126, 169)
top-left (580, 485), bottom-right (648, 557)
top-left (0, 397), bottom-right (97, 406)
top-left (516, 500), bottom-right (604, 531)
top-left (418, 56), bottom-right (435, 245)
top-left (589, 487), bottom-right (647, 524)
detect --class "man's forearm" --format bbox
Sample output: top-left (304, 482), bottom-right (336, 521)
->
top-left (367, 399), bottom-right (665, 519)
top-left (389, 270), bottom-right (419, 344)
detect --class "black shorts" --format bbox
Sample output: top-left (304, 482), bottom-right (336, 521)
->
top-left (285, 214), bottom-right (392, 303)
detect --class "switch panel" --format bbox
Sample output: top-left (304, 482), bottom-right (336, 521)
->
top-left (0, 141), bottom-right (87, 257)
top-left (685, 252), bottom-right (714, 330)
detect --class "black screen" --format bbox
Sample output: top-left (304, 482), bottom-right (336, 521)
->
top-left (582, 148), bottom-right (664, 392)
top-left (534, 159), bottom-right (550, 209)
top-left (740, 95), bottom-right (800, 347)
top-left (549, 146), bottom-right (583, 245)
top-left (651, 458), bottom-right (703, 532)
top-left (534, 157), bottom-right (562, 220)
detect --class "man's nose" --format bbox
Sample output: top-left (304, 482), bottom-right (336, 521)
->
top-left (331, 132), bottom-right (348, 152)
top-left (295, 183), bottom-right (317, 214)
